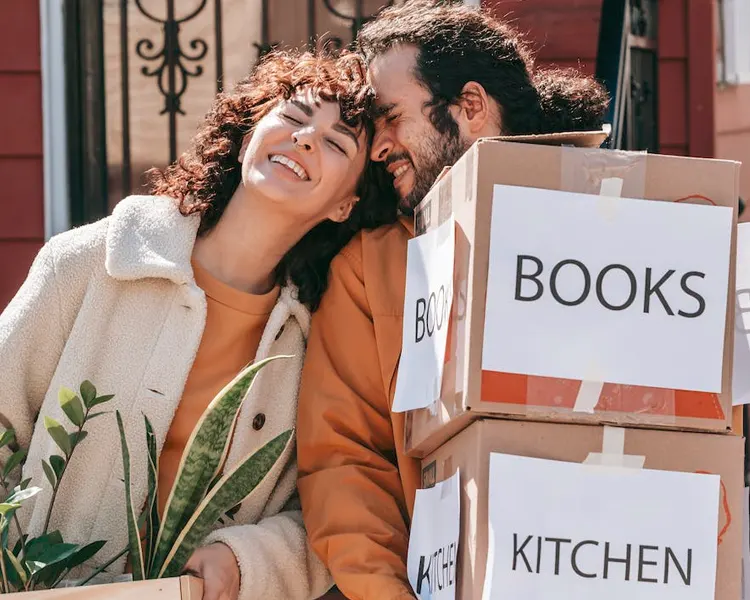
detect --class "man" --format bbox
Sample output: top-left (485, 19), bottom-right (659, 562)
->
top-left (297, 2), bottom-right (610, 598)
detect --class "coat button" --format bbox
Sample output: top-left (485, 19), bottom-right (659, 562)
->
top-left (252, 413), bottom-right (266, 431)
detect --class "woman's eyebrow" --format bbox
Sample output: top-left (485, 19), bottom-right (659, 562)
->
top-left (333, 122), bottom-right (360, 151)
top-left (290, 99), bottom-right (314, 116)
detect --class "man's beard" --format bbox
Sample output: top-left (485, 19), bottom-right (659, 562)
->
top-left (400, 128), bottom-right (469, 215)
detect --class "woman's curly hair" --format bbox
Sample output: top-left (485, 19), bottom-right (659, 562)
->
top-left (147, 49), bottom-right (398, 311)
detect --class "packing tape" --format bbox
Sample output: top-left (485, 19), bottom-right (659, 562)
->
top-left (572, 177), bottom-right (624, 413)
top-left (583, 425), bottom-right (645, 469)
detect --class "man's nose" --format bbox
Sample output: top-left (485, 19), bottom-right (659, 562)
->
top-left (370, 127), bottom-right (394, 162)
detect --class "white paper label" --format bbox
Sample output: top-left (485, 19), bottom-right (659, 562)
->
top-left (393, 216), bottom-right (455, 412)
top-left (733, 223), bottom-right (750, 405)
top-left (483, 453), bottom-right (721, 600)
top-left (483, 184), bottom-right (733, 393)
top-left (408, 470), bottom-right (461, 599)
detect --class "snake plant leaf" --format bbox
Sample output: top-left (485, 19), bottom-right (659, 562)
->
top-left (5, 547), bottom-right (27, 587)
top-left (44, 417), bottom-right (71, 457)
top-left (115, 411), bottom-right (145, 580)
top-left (144, 415), bottom-right (160, 575)
top-left (159, 429), bottom-right (293, 578)
top-left (0, 503), bottom-right (21, 517)
top-left (0, 429), bottom-right (14, 449)
top-left (79, 381), bottom-right (97, 409)
top-left (3, 449), bottom-right (26, 480)
top-left (59, 388), bottom-right (85, 428)
top-left (150, 355), bottom-right (289, 577)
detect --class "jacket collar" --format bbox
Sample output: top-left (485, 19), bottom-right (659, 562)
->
top-left (105, 195), bottom-right (200, 284)
top-left (105, 195), bottom-right (312, 335)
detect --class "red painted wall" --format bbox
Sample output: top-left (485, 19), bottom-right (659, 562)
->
top-left (0, 4), bottom-right (44, 310)
top-left (482, 0), bottom-right (716, 159)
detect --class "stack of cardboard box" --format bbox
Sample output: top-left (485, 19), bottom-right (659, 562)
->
top-left (399, 134), bottom-right (744, 599)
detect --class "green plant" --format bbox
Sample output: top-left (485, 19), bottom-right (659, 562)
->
top-left (0, 354), bottom-right (290, 593)
top-left (0, 383), bottom-right (114, 593)
top-left (117, 355), bottom-right (293, 581)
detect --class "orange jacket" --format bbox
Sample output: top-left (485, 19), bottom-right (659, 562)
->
top-left (297, 216), bottom-right (420, 600)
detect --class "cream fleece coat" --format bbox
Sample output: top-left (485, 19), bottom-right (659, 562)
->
top-left (0, 195), bottom-right (332, 599)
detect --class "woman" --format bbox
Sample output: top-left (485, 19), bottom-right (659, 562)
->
top-left (0, 49), bottom-right (396, 600)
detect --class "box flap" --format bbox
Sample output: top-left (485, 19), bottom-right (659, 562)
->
top-left (484, 129), bottom-right (610, 148)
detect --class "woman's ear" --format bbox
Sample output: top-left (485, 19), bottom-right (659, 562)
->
top-left (329, 195), bottom-right (360, 223)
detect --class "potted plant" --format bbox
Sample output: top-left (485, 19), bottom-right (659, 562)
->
top-left (0, 356), bottom-right (291, 598)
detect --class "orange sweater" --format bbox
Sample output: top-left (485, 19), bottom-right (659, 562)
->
top-left (297, 216), bottom-right (420, 600)
top-left (158, 261), bottom-right (278, 514)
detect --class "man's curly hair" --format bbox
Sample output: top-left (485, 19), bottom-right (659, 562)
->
top-left (147, 50), bottom-right (398, 311)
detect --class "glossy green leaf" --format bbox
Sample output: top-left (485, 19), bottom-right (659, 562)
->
top-left (151, 356), bottom-right (288, 577)
top-left (6, 485), bottom-right (41, 505)
top-left (44, 417), bottom-right (71, 456)
top-left (12, 534), bottom-right (27, 557)
top-left (26, 542), bottom-right (79, 579)
top-left (0, 430), bottom-right (15, 449)
top-left (79, 381), bottom-right (97, 409)
top-left (159, 429), bottom-right (292, 577)
top-left (59, 388), bottom-right (84, 428)
top-left (3, 449), bottom-right (26, 479)
top-left (24, 532), bottom-right (63, 561)
top-left (49, 455), bottom-right (65, 480)
top-left (89, 394), bottom-right (114, 408)
top-left (85, 411), bottom-right (110, 422)
top-left (42, 461), bottom-right (56, 488)
top-left (62, 539), bottom-right (106, 572)
top-left (69, 430), bottom-right (88, 449)
top-left (116, 412), bottom-right (145, 580)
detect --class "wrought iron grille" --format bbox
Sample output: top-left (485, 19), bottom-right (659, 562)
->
top-left (65, 0), bottom-right (394, 226)
top-left (595, 0), bottom-right (658, 152)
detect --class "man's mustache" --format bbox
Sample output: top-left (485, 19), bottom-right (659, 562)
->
top-left (384, 153), bottom-right (412, 169)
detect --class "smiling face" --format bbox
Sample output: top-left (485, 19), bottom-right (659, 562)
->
top-left (239, 90), bottom-right (369, 226)
top-left (368, 44), bottom-right (469, 213)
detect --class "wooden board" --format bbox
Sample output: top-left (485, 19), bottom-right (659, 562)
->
top-left (2, 576), bottom-right (203, 599)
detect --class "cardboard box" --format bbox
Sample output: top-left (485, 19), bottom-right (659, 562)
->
top-left (420, 419), bottom-right (744, 600)
top-left (4, 576), bottom-right (202, 599)
top-left (404, 138), bottom-right (740, 457)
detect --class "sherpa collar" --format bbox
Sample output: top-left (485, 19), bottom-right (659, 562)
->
top-left (105, 195), bottom-right (200, 284)
top-left (104, 195), bottom-right (311, 337)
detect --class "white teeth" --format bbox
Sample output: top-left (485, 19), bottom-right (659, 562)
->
top-left (393, 164), bottom-right (409, 178)
top-left (270, 154), bottom-right (309, 180)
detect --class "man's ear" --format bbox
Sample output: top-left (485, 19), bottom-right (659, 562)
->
top-left (238, 134), bottom-right (251, 164)
top-left (451, 81), bottom-right (492, 136)
top-left (329, 195), bottom-right (360, 223)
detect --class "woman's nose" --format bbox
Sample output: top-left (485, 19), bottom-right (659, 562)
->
top-left (292, 130), bottom-right (315, 153)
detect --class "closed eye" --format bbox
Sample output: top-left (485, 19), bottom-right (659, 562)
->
top-left (327, 138), bottom-right (347, 155)
top-left (283, 113), bottom-right (303, 125)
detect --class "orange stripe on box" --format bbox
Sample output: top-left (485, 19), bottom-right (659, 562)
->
top-left (481, 370), bottom-right (725, 420)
